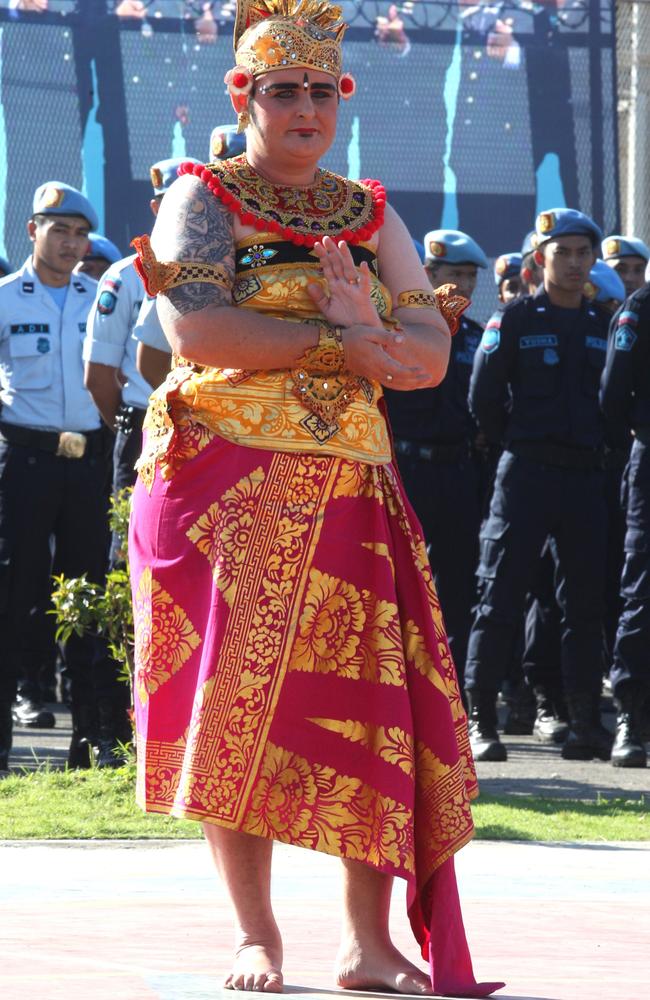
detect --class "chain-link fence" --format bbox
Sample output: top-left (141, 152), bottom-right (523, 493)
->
top-left (0, 0), bottom-right (619, 321)
top-left (616, 0), bottom-right (650, 243)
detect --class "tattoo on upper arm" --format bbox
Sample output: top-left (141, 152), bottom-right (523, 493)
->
top-left (154, 175), bottom-right (236, 319)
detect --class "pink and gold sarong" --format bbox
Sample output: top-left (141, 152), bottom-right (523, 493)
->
top-left (130, 429), bottom-right (501, 997)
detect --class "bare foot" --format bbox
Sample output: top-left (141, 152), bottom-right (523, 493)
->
top-left (335, 937), bottom-right (433, 995)
top-left (224, 938), bottom-right (284, 993)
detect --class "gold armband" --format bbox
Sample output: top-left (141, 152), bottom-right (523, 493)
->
top-left (432, 283), bottom-right (470, 337)
top-left (396, 289), bottom-right (439, 309)
top-left (131, 234), bottom-right (231, 297)
top-left (291, 325), bottom-right (360, 426)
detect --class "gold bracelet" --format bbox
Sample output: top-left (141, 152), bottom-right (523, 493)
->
top-left (396, 289), bottom-right (439, 309)
top-left (131, 235), bottom-right (231, 297)
top-left (291, 324), bottom-right (360, 427)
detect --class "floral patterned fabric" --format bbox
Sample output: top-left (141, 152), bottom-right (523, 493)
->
top-left (130, 433), bottom-right (501, 997)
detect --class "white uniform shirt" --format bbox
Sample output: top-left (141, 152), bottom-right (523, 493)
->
top-left (132, 293), bottom-right (171, 355)
top-left (83, 255), bottom-right (153, 410)
top-left (0, 257), bottom-right (101, 432)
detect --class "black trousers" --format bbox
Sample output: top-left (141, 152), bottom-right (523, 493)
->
top-left (0, 439), bottom-right (110, 706)
top-left (109, 407), bottom-right (145, 565)
top-left (395, 451), bottom-right (480, 688)
top-left (466, 451), bottom-right (607, 697)
top-left (610, 440), bottom-right (650, 696)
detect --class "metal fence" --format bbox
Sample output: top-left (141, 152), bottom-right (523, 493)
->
top-left (0, 0), bottom-right (619, 321)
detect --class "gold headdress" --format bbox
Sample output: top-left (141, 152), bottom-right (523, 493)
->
top-left (225, 0), bottom-right (354, 130)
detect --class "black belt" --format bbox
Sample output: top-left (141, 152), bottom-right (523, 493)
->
top-left (507, 442), bottom-right (603, 471)
top-left (0, 421), bottom-right (105, 458)
top-left (114, 403), bottom-right (146, 437)
top-left (634, 427), bottom-right (650, 446)
top-left (394, 438), bottom-right (468, 463)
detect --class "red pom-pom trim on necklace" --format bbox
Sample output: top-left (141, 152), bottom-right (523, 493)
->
top-left (177, 160), bottom-right (386, 248)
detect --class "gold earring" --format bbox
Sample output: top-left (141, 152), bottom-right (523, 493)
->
top-left (236, 109), bottom-right (250, 133)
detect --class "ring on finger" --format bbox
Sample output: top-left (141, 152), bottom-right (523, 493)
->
top-left (347, 276), bottom-right (361, 285)
top-left (385, 373), bottom-right (394, 382)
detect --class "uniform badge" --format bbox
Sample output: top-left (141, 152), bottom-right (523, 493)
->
top-left (150, 166), bottom-right (163, 190)
top-left (495, 256), bottom-right (508, 276)
top-left (428, 240), bottom-right (446, 258)
top-left (537, 211), bottom-right (555, 235)
top-left (37, 337), bottom-right (50, 354)
top-left (615, 327), bottom-right (637, 351)
top-left (98, 291), bottom-right (118, 315)
top-left (211, 132), bottom-right (225, 158)
top-left (605, 238), bottom-right (620, 258)
top-left (480, 320), bottom-right (501, 354)
top-left (543, 348), bottom-right (559, 366)
top-left (41, 185), bottom-right (65, 209)
top-left (583, 280), bottom-right (598, 300)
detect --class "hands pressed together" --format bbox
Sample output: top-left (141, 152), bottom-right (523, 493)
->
top-left (307, 236), bottom-right (432, 390)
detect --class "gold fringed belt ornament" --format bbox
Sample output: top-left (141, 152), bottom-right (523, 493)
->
top-left (131, 234), bottom-right (232, 297)
top-left (291, 325), bottom-right (361, 425)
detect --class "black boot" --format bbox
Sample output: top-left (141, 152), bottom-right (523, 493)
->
top-left (611, 687), bottom-right (647, 768)
top-left (67, 701), bottom-right (97, 769)
top-left (532, 686), bottom-right (569, 745)
top-left (502, 679), bottom-right (536, 736)
top-left (0, 702), bottom-right (12, 772)
top-left (96, 696), bottom-right (132, 769)
top-left (11, 694), bottom-right (55, 729)
top-left (467, 688), bottom-right (507, 762)
top-left (562, 693), bottom-right (613, 761)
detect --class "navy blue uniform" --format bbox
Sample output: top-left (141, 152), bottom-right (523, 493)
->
top-left (465, 288), bottom-right (609, 699)
top-left (600, 283), bottom-right (650, 698)
top-left (384, 315), bottom-right (483, 687)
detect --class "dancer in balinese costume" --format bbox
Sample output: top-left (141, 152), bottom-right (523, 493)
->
top-left (129, 1), bottom-right (503, 996)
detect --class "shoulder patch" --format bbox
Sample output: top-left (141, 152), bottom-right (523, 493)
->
top-left (618, 310), bottom-right (639, 328)
top-left (480, 318), bottom-right (501, 355)
top-left (615, 327), bottom-right (637, 352)
top-left (97, 291), bottom-right (118, 316)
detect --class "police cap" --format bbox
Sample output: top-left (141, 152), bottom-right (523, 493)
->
top-left (494, 252), bottom-right (522, 285)
top-left (149, 157), bottom-right (202, 196)
top-left (32, 181), bottom-right (98, 231)
top-left (520, 230), bottom-right (536, 256)
top-left (209, 125), bottom-right (247, 161)
top-left (85, 233), bottom-right (122, 265)
top-left (601, 235), bottom-right (650, 263)
top-left (534, 208), bottom-right (602, 249)
top-left (423, 229), bottom-right (488, 268)
top-left (585, 259), bottom-right (626, 304)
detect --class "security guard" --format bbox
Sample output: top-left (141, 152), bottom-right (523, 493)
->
top-left (602, 235), bottom-right (650, 299)
top-left (494, 252), bottom-right (523, 304)
top-left (384, 228), bottom-right (487, 691)
top-left (600, 282), bottom-right (650, 767)
top-left (0, 181), bottom-right (106, 772)
top-left (76, 233), bottom-right (123, 282)
top-left (466, 208), bottom-right (612, 762)
top-left (134, 129), bottom-right (245, 387)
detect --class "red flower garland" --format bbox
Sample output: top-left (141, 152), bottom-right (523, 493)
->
top-left (178, 160), bottom-right (386, 248)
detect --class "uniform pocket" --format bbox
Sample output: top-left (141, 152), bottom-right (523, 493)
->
top-left (9, 333), bottom-right (53, 389)
top-left (477, 514), bottom-right (508, 580)
top-left (519, 350), bottom-right (559, 398)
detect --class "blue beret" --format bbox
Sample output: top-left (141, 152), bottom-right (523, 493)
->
top-left (86, 233), bottom-right (122, 265)
top-left (423, 229), bottom-right (488, 268)
top-left (586, 259), bottom-right (626, 304)
top-left (32, 182), bottom-right (98, 231)
top-left (520, 230), bottom-right (536, 256)
top-left (412, 239), bottom-right (425, 263)
top-left (209, 125), bottom-right (247, 161)
top-left (494, 252), bottom-right (522, 285)
top-left (534, 208), bottom-right (602, 248)
top-left (601, 235), bottom-right (650, 262)
top-left (149, 157), bottom-right (202, 196)
top-left (0, 255), bottom-right (12, 276)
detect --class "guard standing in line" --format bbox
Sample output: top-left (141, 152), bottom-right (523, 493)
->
top-left (383, 228), bottom-right (487, 691)
top-left (466, 208), bottom-right (612, 762)
top-left (519, 231), bottom-right (543, 295)
top-left (600, 281), bottom-right (650, 767)
top-left (82, 157), bottom-right (199, 766)
top-left (0, 182), bottom-right (106, 772)
top-left (494, 252), bottom-right (522, 305)
top-left (76, 233), bottom-right (123, 282)
top-left (602, 236), bottom-right (650, 299)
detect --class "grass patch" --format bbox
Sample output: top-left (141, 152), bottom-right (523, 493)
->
top-left (0, 767), bottom-right (648, 841)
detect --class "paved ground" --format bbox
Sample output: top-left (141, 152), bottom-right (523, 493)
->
top-left (8, 703), bottom-right (650, 799)
top-left (2, 838), bottom-right (648, 1000)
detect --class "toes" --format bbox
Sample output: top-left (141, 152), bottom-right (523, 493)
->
top-left (262, 971), bottom-right (283, 993)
